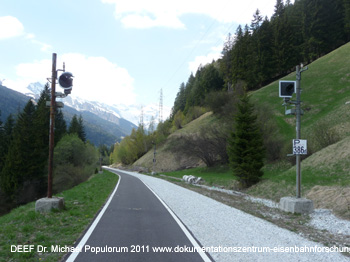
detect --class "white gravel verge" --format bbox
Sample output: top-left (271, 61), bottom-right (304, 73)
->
top-left (309, 209), bottom-right (350, 235)
top-left (195, 184), bottom-right (350, 235)
top-left (110, 168), bottom-right (349, 262)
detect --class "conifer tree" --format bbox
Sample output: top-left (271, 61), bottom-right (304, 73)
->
top-left (0, 114), bottom-right (14, 174)
top-left (68, 114), bottom-right (86, 143)
top-left (172, 83), bottom-right (186, 116)
top-left (77, 115), bottom-right (86, 143)
top-left (68, 115), bottom-right (79, 136)
top-left (32, 85), bottom-right (50, 182)
top-left (345, 0), bottom-right (350, 40)
top-left (183, 73), bottom-right (196, 115)
top-left (0, 85), bottom-right (68, 201)
top-left (55, 109), bottom-right (67, 145)
top-left (0, 111), bottom-right (4, 172)
top-left (220, 33), bottom-right (234, 89)
top-left (227, 93), bottom-right (265, 188)
top-left (0, 100), bottom-right (37, 198)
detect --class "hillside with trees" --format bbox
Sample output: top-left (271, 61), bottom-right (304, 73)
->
top-left (111, 0), bottom-right (350, 189)
top-left (173, 0), bottom-right (350, 114)
top-left (129, 40), bottom-right (350, 222)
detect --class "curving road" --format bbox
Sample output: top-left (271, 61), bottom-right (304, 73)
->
top-left (64, 169), bottom-right (211, 262)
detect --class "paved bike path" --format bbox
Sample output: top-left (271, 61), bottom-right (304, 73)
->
top-left (65, 169), bottom-right (209, 262)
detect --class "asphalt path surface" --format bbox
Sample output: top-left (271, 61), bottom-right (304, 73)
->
top-left (65, 169), bottom-right (209, 262)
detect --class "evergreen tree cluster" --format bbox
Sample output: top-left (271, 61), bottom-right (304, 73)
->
top-left (220, 0), bottom-right (350, 91)
top-left (0, 85), bottom-right (89, 210)
top-left (173, 0), bottom-right (350, 118)
top-left (172, 62), bottom-right (224, 117)
top-left (0, 85), bottom-right (66, 203)
top-left (68, 114), bottom-right (86, 143)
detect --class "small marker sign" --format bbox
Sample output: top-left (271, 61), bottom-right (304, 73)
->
top-left (293, 139), bottom-right (307, 155)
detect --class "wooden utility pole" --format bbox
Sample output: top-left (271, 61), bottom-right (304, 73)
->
top-left (47, 53), bottom-right (57, 198)
top-left (35, 53), bottom-right (72, 212)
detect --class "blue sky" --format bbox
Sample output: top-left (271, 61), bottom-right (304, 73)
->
top-left (0, 0), bottom-right (279, 120)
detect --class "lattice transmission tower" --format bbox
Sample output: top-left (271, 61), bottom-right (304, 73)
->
top-left (139, 105), bottom-right (144, 128)
top-left (158, 88), bottom-right (163, 123)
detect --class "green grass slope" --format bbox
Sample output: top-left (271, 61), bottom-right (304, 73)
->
top-left (248, 43), bottom-right (350, 218)
top-left (0, 171), bottom-right (118, 262)
top-left (251, 42), bottom-right (350, 141)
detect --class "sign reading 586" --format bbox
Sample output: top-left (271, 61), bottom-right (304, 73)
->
top-left (293, 139), bottom-right (307, 155)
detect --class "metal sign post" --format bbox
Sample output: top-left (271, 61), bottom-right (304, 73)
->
top-left (295, 65), bottom-right (302, 198)
top-left (295, 64), bottom-right (308, 198)
top-left (280, 64), bottom-right (308, 198)
top-left (279, 65), bottom-right (314, 214)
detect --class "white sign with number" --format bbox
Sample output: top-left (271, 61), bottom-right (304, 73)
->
top-left (293, 139), bottom-right (307, 155)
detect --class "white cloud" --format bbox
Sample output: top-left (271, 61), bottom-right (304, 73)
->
top-left (62, 54), bottom-right (136, 105)
top-left (8, 53), bottom-right (136, 106)
top-left (37, 42), bottom-right (52, 52)
top-left (0, 16), bottom-right (51, 52)
top-left (121, 14), bottom-right (185, 29)
top-left (101, 0), bottom-right (278, 29)
top-left (26, 34), bottom-right (52, 52)
top-left (0, 16), bottom-right (24, 39)
top-left (188, 49), bottom-right (222, 73)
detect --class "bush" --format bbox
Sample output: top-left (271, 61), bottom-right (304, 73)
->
top-left (168, 125), bottom-right (229, 167)
top-left (205, 83), bottom-right (245, 121)
top-left (53, 134), bottom-right (98, 193)
top-left (205, 91), bottom-right (232, 116)
top-left (172, 110), bottom-right (185, 130)
top-left (184, 106), bottom-right (207, 123)
top-left (116, 136), bottom-right (138, 165)
top-left (255, 104), bottom-right (286, 162)
top-left (156, 119), bottom-right (172, 144)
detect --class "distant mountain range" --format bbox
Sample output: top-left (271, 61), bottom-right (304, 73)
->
top-left (0, 83), bottom-right (139, 146)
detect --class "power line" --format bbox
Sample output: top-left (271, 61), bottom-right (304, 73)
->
top-left (161, 17), bottom-right (219, 93)
top-left (160, 0), bottom-right (261, 109)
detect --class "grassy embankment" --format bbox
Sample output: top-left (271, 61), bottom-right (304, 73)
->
top-left (159, 42), bottom-right (350, 218)
top-left (0, 170), bottom-right (118, 262)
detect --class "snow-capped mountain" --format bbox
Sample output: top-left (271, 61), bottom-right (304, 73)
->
top-left (1, 82), bottom-right (171, 145)
top-left (25, 82), bottom-right (164, 129)
top-left (25, 82), bottom-right (138, 131)
top-left (26, 82), bottom-right (45, 98)
top-left (1, 82), bottom-right (138, 146)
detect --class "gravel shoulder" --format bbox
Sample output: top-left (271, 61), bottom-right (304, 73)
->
top-left (110, 168), bottom-right (350, 262)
